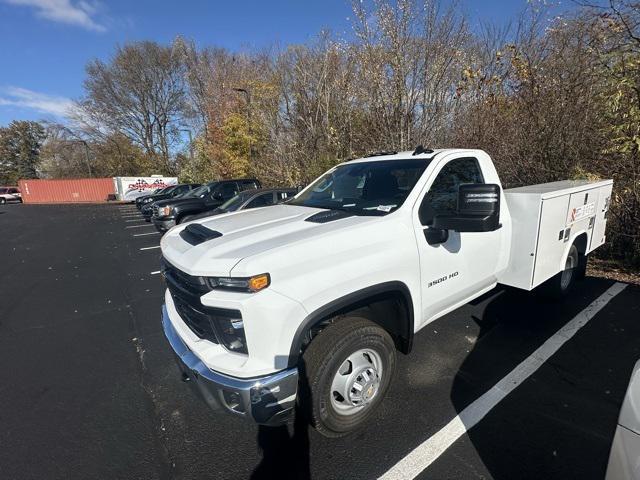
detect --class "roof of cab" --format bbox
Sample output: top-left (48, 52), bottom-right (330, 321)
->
top-left (343, 148), bottom-right (483, 165)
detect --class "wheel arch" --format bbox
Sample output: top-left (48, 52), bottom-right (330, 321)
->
top-left (573, 231), bottom-right (589, 256)
top-left (287, 281), bottom-right (414, 368)
top-left (561, 230), bottom-right (589, 271)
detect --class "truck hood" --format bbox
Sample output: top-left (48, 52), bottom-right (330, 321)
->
top-left (160, 204), bottom-right (378, 276)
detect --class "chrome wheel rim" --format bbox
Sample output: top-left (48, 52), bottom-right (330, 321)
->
top-left (561, 252), bottom-right (576, 290)
top-left (330, 348), bottom-right (383, 415)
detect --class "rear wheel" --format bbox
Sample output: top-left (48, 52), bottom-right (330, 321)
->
top-left (300, 316), bottom-right (396, 438)
top-left (0, 198), bottom-right (5, 205)
top-left (541, 244), bottom-right (580, 299)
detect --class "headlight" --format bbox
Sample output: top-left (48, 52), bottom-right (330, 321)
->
top-left (206, 273), bottom-right (270, 293)
top-left (158, 206), bottom-right (172, 217)
top-left (143, 197), bottom-right (153, 203)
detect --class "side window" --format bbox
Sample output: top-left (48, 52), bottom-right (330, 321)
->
top-left (9, 188), bottom-right (18, 194)
top-left (171, 186), bottom-right (186, 196)
top-left (220, 183), bottom-right (239, 200)
top-left (419, 158), bottom-right (484, 225)
top-left (246, 193), bottom-right (275, 209)
top-left (241, 180), bottom-right (258, 190)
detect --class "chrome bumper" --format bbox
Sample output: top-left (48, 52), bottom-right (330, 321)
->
top-left (162, 305), bottom-right (298, 426)
top-left (152, 217), bottom-right (175, 232)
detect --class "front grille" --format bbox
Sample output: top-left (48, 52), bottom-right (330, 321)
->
top-left (161, 257), bottom-right (210, 296)
top-left (162, 257), bottom-right (245, 352)
top-left (172, 294), bottom-right (219, 344)
top-left (152, 205), bottom-right (159, 217)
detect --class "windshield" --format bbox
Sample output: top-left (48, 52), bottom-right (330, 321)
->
top-left (0, 188), bottom-right (8, 194)
top-left (219, 191), bottom-right (253, 211)
top-left (289, 159), bottom-right (428, 215)
top-left (184, 183), bottom-right (213, 198)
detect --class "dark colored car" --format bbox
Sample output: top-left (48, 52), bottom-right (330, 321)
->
top-left (151, 178), bottom-right (261, 232)
top-left (140, 183), bottom-right (201, 221)
top-left (135, 187), bottom-right (168, 209)
top-left (181, 187), bottom-right (298, 222)
top-left (137, 184), bottom-right (200, 211)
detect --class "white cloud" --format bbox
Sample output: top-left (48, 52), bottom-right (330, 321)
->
top-left (3, 0), bottom-right (106, 32)
top-left (0, 86), bottom-right (74, 118)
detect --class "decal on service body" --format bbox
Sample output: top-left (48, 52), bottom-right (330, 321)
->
top-left (568, 202), bottom-right (595, 224)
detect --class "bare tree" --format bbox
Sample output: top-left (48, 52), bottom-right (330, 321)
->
top-left (76, 41), bottom-right (186, 173)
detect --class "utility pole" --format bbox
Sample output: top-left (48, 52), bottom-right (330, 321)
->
top-left (79, 140), bottom-right (92, 177)
top-left (60, 125), bottom-right (92, 177)
top-left (180, 128), bottom-right (194, 160)
top-left (232, 87), bottom-right (252, 164)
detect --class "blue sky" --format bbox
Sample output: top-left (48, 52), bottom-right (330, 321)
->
top-left (0, 0), bottom-right (554, 126)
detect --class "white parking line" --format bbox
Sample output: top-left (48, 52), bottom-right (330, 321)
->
top-left (133, 232), bottom-right (160, 237)
top-left (126, 224), bottom-right (153, 229)
top-left (140, 245), bottom-right (161, 251)
top-left (150, 270), bottom-right (161, 275)
top-left (125, 219), bottom-right (145, 222)
top-left (378, 282), bottom-right (627, 480)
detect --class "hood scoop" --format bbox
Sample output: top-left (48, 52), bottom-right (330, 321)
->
top-left (305, 209), bottom-right (355, 224)
top-left (179, 224), bottom-right (223, 246)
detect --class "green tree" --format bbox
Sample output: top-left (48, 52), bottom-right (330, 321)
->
top-left (0, 120), bottom-right (46, 184)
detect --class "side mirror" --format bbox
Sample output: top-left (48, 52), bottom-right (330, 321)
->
top-left (211, 193), bottom-right (223, 201)
top-left (433, 183), bottom-right (501, 233)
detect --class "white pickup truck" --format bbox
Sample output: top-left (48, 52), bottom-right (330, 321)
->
top-left (160, 148), bottom-right (612, 437)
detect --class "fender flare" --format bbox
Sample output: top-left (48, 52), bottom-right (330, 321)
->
top-left (287, 281), bottom-right (414, 368)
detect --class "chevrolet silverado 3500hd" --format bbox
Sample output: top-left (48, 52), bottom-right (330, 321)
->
top-left (160, 148), bottom-right (613, 437)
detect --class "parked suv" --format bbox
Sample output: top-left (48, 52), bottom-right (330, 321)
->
top-left (180, 188), bottom-right (297, 222)
top-left (151, 178), bottom-right (261, 232)
top-left (135, 187), bottom-right (168, 209)
top-left (0, 186), bottom-right (21, 204)
top-left (140, 183), bottom-right (201, 221)
top-left (136, 183), bottom-right (200, 210)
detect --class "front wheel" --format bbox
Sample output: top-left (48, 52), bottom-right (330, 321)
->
top-left (300, 316), bottom-right (396, 438)
top-left (0, 198), bottom-right (6, 205)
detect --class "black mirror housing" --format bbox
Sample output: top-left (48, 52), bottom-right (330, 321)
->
top-left (433, 183), bottom-right (501, 233)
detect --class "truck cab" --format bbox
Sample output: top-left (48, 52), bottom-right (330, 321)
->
top-left (160, 148), bottom-right (611, 437)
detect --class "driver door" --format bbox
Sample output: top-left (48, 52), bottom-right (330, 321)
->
top-left (413, 156), bottom-right (502, 324)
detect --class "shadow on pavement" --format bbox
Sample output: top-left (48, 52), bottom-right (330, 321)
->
top-left (251, 358), bottom-right (312, 480)
top-left (447, 278), bottom-right (638, 479)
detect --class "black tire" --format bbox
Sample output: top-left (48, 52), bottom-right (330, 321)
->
top-left (300, 316), bottom-right (396, 438)
top-left (540, 244), bottom-right (580, 299)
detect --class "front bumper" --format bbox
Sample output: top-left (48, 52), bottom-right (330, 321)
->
top-left (152, 216), bottom-right (176, 232)
top-left (162, 305), bottom-right (298, 425)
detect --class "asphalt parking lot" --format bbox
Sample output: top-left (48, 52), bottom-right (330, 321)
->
top-left (1, 203), bottom-right (639, 480)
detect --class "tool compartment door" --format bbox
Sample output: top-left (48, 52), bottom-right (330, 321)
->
top-left (565, 188), bottom-right (599, 227)
top-left (532, 195), bottom-right (571, 288)
top-left (589, 184), bottom-right (613, 252)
